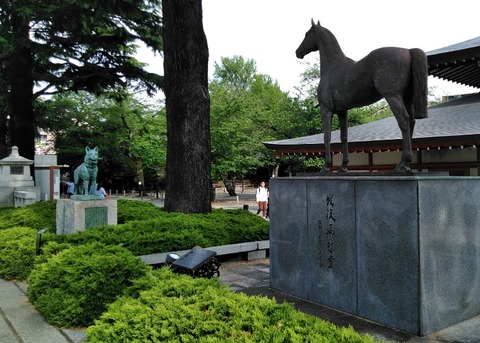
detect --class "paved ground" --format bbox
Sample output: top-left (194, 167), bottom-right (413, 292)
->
top-left (150, 187), bottom-right (262, 213)
top-left (0, 279), bottom-right (87, 343)
top-left (1, 188), bottom-right (480, 342)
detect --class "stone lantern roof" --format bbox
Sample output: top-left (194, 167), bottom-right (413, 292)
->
top-left (0, 146), bottom-right (33, 166)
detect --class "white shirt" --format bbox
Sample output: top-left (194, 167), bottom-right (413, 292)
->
top-left (256, 186), bottom-right (269, 202)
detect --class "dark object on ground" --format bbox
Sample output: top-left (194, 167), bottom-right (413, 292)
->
top-left (165, 248), bottom-right (220, 278)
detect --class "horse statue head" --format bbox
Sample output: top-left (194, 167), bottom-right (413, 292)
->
top-left (296, 20), bottom-right (344, 61)
top-left (296, 19), bottom-right (320, 59)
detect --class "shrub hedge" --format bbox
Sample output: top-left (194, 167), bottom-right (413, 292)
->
top-left (0, 201), bottom-right (56, 231)
top-left (0, 227), bottom-right (37, 280)
top-left (47, 208), bottom-right (269, 256)
top-left (28, 243), bottom-right (151, 327)
top-left (87, 268), bottom-right (376, 343)
top-left (116, 199), bottom-right (165, 223)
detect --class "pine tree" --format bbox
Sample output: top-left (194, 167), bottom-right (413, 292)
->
top-left (0, 0), bottom-right (163, 159)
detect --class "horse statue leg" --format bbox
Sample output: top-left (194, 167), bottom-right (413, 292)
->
top-left (321, 106), bottom-right (333, 173)
top-left (338, 111), bottom-right (349, 172)
top-left (386, 96), bottom-right (413, 174)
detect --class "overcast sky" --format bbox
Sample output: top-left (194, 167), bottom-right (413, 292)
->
top-left (141, 0), bottom-right (480, 97)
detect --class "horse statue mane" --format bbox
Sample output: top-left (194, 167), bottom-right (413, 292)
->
top-left (73, 146), bottom-right (99, 196)
top-left (296, 19), bottom-right (428, 173)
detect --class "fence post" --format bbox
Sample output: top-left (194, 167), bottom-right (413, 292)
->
top-left (36, 228), bottom-right (48, 255)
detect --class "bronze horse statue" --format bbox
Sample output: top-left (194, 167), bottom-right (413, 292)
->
top-left (296, 20), bottom-right (428, 173)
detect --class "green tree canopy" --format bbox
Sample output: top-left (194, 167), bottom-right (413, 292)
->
top-left (0, 0), bottom-right (163, 159)
top-left (210, 56), bottom-right (302, 192)
top-left (36, 92), bottom-right (167, 189)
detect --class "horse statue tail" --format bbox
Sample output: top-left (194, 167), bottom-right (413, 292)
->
top-left (409, 48), bottom-right (428, 119)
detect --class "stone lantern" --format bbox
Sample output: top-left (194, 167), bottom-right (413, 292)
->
top-left (0, 146), bottom-right (40, 207)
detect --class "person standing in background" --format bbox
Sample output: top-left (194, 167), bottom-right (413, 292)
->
top-left (66, 179), bottom-right (75, 197)
top-left (256, 181), bottom-right (269, 219)
top-left (94, 182), bottom-right (108, 198)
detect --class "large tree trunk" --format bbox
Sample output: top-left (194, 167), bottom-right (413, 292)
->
top-left (9, 13), bottom-right (34, 160)
top-left (163, 0), bottom-right (211, 213)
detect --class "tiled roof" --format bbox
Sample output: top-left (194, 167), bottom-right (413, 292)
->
top-left (427, 36), bottom-right (480, 89)
top-left (265, 93), bottom-right (480, 154)
top-left (427, 36), bottom-right (480, 56)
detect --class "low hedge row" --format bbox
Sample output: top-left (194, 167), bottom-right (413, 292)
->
top-left (0, 201), bottom-right (56, 231)
top-left (116, 199), bottom-right (166, 223)
top-left (87, 268), bottom-right (377, 343)
top-left (46, 208), bottom-right (269, 256)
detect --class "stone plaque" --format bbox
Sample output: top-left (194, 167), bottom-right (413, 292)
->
top-left (85, 207), bottom-right (108, 229)
top-left (10, 166), bottom-right (23, 175)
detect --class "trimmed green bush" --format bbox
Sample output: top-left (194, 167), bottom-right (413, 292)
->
top-left (0, 227), bottom-right (36, 280)
top-left (34, 241), bottom-right (74, 265)
top-left (87, 268), bottom-right (376, 343)
top-left (0, 201), bottom-right (56, 231)
top-left (116, 199), bottom-right (165, 223)
top-left (28, 243), bottom-right (151, 327)
top-left (48, 208), bottom-right (269, 255)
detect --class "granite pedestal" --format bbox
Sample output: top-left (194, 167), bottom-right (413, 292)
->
top-left (269, 175), bottom-right (480, 336)
top-left (56, 199), bottom-right (117, 235)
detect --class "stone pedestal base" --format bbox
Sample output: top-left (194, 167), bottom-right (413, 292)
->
top-left (56, 199), bottom-right (117, 235)
top-left (269, 175), bottom-right (480, 336)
